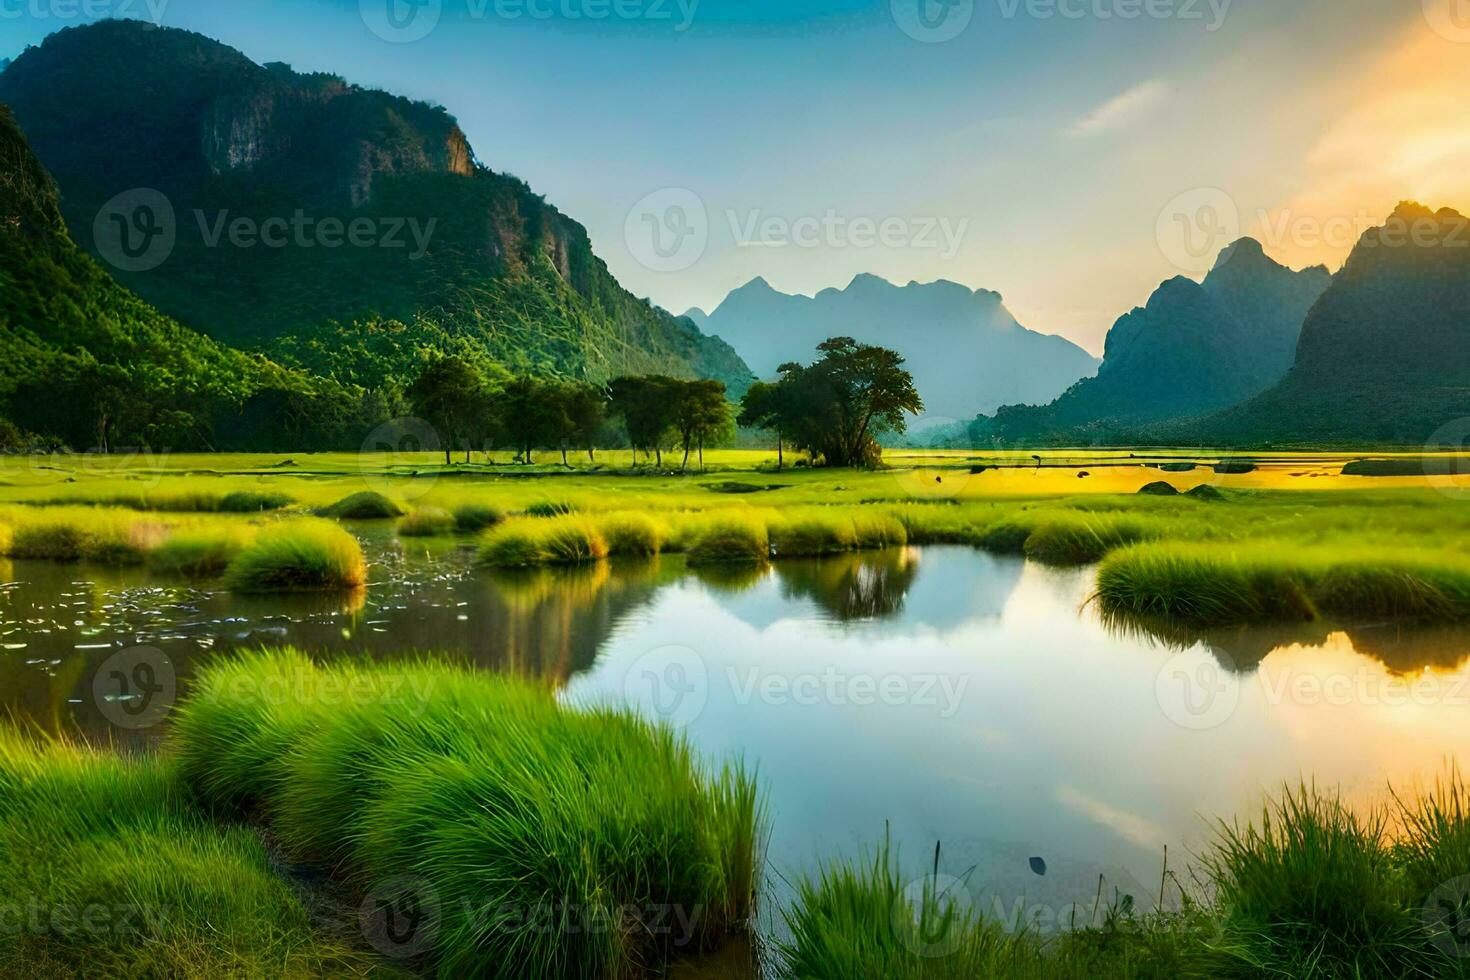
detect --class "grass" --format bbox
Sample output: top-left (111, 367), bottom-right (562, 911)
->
top-left (851, 511), bottom-right (908, 550)
top-left (0, 730), bottom-right (383, 977)
top-left (525, 499), bottom-right (578, 517)
top-left (1024, 513), bottom-right (1160, 566)
top-left (770, 511), bottom-right (859, 558)
top-left (397, 506), bottom-right (456, 537)
top-left (1096, 542), bottom-right (1470, 627)
top-left (597, 511), bottom-right (668, 556)
top-left (478, 516), bottom-right (610, 567)
top-left (683, 512), bottom-right (771, 565)
top-left (317, 491), bottom-right (405, 520)
top-left (218, 489), bottom-right (294, 512)
top-left (149, 526), bottom-right (257, 577)
top-left (4, 510), bottom-right (167, 564)
top-left (226, 520), bottom-right (368, 593)
top-left (169, 648), bottom-right (763, 979)
top-left (452, 501), bottom-right (505, 532)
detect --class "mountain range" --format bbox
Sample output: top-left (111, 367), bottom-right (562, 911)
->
top-left (686, 275), bottom-right (1099, 420)
top-left (974, 238), bottom-right (1333, 443)
top-left (0, 21), bottom-right (751, 393)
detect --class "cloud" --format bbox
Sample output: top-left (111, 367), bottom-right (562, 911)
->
top-left (1066, 80), bottom-right (1171, 138)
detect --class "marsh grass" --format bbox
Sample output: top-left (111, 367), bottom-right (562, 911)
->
top-left (397, 506), bottom-right (456, 537)
top-left (226, 521), bottom-right (367, 592)
top-left (478, 516), bottom-right (609, 567)
top-left (1024, 514), bottom-right (1159, 566)
top-left (0, 731), bottom-right (382, 978)
top-left (851, 512), bottom-right (908, 550)
top-left (317, 491), bottom-right (404, 520)
top-left (597, 510), bottom-right (668, 556)
top-left (451, 502), bottom-right (505, 533)
top-left (5, 511), bottom-right (166, 565)
top-left (770, 511), bottom-right (858, 558)
top-left (170, 649), bottom-right (763, 979)
top-left (525, 499), bottom-right (578, 518)
top-left (683, 512), bottom-right (771, 565)
top-left (150, 526), bottom-right (257, 578)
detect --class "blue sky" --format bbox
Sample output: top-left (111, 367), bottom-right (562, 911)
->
top-left (3, 0), bottom-right (1465, 353)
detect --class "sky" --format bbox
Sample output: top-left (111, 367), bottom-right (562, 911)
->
top-left (2, 0), bottom-right (1468, 354)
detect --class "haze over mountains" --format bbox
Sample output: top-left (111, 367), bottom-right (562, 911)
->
top-left (0, 21), bottom-right (751, 393)
top-left (687, 275), bottom-right (1100, 420)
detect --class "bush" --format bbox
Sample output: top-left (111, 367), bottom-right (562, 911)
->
top-left (398, 507), bottom-right (456, 537)
top-left (226, 521), bottom-right (367, 593)
top-left (478, 516), bottom-right (609, 567)
top-left (452, 502), bottom-right (505, 533)
top-left (150, 527), bottom-right (256, 578)
top-left (170, 649), bottom-right (762, 979)
top-left (597, 511), bottom-right (667, 557)
top-left (317, 491), bottom-right (404, 520)
top-left (685, 513), bottom-right (770, 565)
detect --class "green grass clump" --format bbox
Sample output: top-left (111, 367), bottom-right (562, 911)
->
top-left (397, 507), bottom-right (456, 537)
top-left (6, 513), bottom-right (162, 565)
top-left (597, 511), bottom-right (667, 556)
top-left (1024, 514), bottom-right (1157, 566)
top-left (0, 731), bottom-right (379, 977)
top-left (150, 527), bottom-right (256, 578)
top-left (525, 499), bottom-right (577, 518)
top-left (478, 516), bottom-right (609, 567)
top-left (770, 511), bottom-right (858, 558)
top-left (226, 521), bottom-right (367, 593)
top-left (451, 502), bottom-right (505, 533)
top-left (217, 490), bottom-right (293, 513)
top-left (318, 491), bottom-right (404, 520)
top-left (851, 512), bottom-right (908, 550)
top-left (684, 512), bottom-right (771, 565)
top-left (1205, 784), bottom-right (1422, 978)
top-left (170, 649), bottom-right (762, 979)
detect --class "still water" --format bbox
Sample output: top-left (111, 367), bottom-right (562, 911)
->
top-left (3, 530), bottom-right (1469, 935)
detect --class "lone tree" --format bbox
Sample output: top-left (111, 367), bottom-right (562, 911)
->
top-left (407, 356), bottom-right (488, 464)
top-left (609, 375), bottom-right (679, 467)
top-left (671, 379), bottom-right (731, 472)
top-left (738, 337), bottom-right (921, 468)
top-left (736, 379), bottom-right (788, 470)
top-left (559, 381), bottom-right (608, 464)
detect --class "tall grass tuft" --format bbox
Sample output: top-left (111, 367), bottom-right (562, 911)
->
top-left (397, 507), bottom-right (456, 537)
top-left (1024, 513), bottom-right (1157, 566)
top-left (0, 730), bottom-right (380, 977)
top-left (850, 512), bottom-right (908, 550)
top-left (217, 490), bottom-right (294, 513)
top-left (770, 511), bottom-right (859, 558)
top-left (318, 491), bottom-right (405, 520)
top-left (150, 526), bottom-right (257, 578)
top-left (6, 512), bottom-right (164, 565)
top-left (170, 649), bottom-right (763, 979)
top-left (525, 499), bottom-right (578, 518)
top-left (478, 516), bottom-right (609, 567)
top-left (226, 521), bottom-right (367, 593)
top-left (452, 502), bottom-right (505, 533)
top-left (597, 511), bottom-right (667, 556)
top-left (684, 512), bottom-right (770, 565)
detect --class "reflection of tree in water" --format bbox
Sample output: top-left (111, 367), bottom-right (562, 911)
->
top-left (688, 560), bottom-right (771, 596)
top-left (776, 549), bottom-right (921, 623)
top-left (1100, 609), bottom-right (1470, 675)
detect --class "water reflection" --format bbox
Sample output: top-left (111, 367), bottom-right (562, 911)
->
top-left (778, 549), bottom-right (921, 622)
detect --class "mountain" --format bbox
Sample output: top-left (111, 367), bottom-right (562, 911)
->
top-left (0, 21), bottom-right (752, 393)
top-left (974, 238), bottom-right (1332, 443)
top-left (687, 274), bottom-right (1099, 420)
top-left (1199, 203), bottom-right (1470, 443)
top-left (0, 100), bottom-right (333, 451)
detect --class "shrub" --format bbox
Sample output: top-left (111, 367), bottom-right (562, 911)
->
top-left (398, 507), bottom-right (456, 537)
top-left (770, 512), bottom-right (857, 558)
top-left (150, 527), bottom-right (256, 578)
top-left (0, 731), bottom-right (376, 977)
top-left (170, 649), bottom-right (762, 979)
top-left (317, 491), bottom-right (404, 520)
top-left (452, 502), bottom-right (505, 533)
top-left (478, 517), bottom-right (609, 567)
top-left (598, 511), bottom-right (667, 557)
top-left (226, 521), bottom-right (367, 593)
top-left (685, 513), bottom-right (770, 565)
top-left (217, 491), bottom-right (293, 513)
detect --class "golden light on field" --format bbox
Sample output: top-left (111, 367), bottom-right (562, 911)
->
top-left (1257, 19), bottom-right (1470, 271)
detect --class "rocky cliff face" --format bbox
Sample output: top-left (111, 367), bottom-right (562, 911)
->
top-left (0, 22), bottom-right (750, 390)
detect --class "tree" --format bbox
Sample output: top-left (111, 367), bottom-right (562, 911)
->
top-left (609, 375), bottom-right (680, 467)
top-left (561, 382), bottom-right (607, 464)
top-left (407, 357), bottom-right (487, 464)
top-left (493, 376), bottom-right (563, 465)
top-left (671, 379), bottom-right (731, 472)
top-left (737, 380), bottom-right (787, 470)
